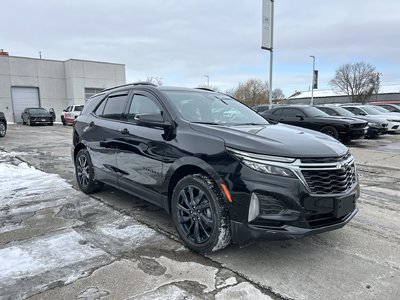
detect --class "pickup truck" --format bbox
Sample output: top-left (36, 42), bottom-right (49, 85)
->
top-left (61, 105), bottom-right (84, 125)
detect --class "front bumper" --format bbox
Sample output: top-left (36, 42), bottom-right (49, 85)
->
top-left (222, 157), bottom-right (359, 244)
top-left (231, 208), bottom-right (358, 243)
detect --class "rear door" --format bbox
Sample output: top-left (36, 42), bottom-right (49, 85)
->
top-left (115, 90), bottom-right (167, 206)
top-left (82, 91), bottom-right (130, 186)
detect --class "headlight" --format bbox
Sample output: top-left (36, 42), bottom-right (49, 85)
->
top-left (368, 122), bottom-right (379, 128)
top-left (387, 119), bottom-right (400, 122)
top-left (227, 147), bottom-right (296, 178)
top-left (242, 160), bottom-right (295, 177)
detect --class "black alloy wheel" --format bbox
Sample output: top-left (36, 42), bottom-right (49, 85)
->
top-left (0, 122), bottom-right (6, 137)
top-left (75, 149), bottom-right (103, 194)
top-left (320, 125), bottom-right (339, 140)
top-left (171, 174), bottom-right (231, 253)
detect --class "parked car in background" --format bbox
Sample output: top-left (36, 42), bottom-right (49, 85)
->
top-left (72, 83), bottom-right (359, 253)
top-left (252, 104), bottom-right (272, 113)
top-left (369, 101), bottom-right (400, 112)
top-left (0, 112), bottom-right (7, 137)
top-left (315, 105), bottom-right (388, 138)
top-left (21, 108), bottom-right (53, 126)
top-left (341, 105), bottom-right (400, 133)
top-left (261, 105), bottom-right (368, 141)
top-left (61, 105), bottom-right (84, 125)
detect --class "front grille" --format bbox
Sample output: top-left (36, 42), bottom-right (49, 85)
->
top-left (300, 152), bottom-right (351, 164)
top-left (301, 163), bottom-right (356, 194)
top-left (351, 123), bottom-right (367, 129)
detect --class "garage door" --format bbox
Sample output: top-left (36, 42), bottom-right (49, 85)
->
top-left (11, 87), bottom-right (40, 123)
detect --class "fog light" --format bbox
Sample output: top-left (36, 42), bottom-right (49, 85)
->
top-left (248, 193), bottom-right (260, 222)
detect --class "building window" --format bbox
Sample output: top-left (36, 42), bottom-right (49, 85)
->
top-left (85, 88), bottom-right (104, 101)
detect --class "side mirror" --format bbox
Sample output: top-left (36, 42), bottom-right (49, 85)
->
top-left (135, 113), bottom-right (172, 128)
top-left (296, 114), bottom-right (304, 120)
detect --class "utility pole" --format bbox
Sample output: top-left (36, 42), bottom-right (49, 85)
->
top-left (204, 75), bottom-right (209, 88)
top-left (261, 0), bottom-right (274, 110)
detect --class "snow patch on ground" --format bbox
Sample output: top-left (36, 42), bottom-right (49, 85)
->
top-left (0, 230), bottom-right (105, 282)
top-left (215, 282), bottom-right (272, 299)
top-left (99, 222), bottom-right (156, 245)
top-left (216, 276), bottom-right (237, 289)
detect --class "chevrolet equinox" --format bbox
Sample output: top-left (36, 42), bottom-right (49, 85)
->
top-left (72, 83), bottom-right (359, 253)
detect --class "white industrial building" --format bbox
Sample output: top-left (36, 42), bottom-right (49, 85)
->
top-left (0, 53), bottom-right (126, 123)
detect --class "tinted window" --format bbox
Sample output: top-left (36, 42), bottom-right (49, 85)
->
top-left (281, 108), bottom-right (305, 118)
top-left (272, 109), bottom-right (282, 116)
top-left (74, 105), bottom-right (84, 112)
top-left (128, 95), bottom-right (162, 122)
top-left (318, 107), bottom-right (337, 116)
top-left (29, 108), bottom-right (48, 114)
top-left (100, 95), bottom-right (129, 120)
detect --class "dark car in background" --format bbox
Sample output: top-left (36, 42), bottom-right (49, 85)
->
top-left (315, 105), bottom-right (388, 138)
top-left (21, 108), bottom-right (53, 126)
top-left (72, 83), bottom-right (359, 253)
top-left (261, 106), bottom-right (368, 141)
top-left (0, 112), bottom-right (7, 137)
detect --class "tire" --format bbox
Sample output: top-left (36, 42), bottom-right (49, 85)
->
top-left (171, 174), bottom-right (231, 253)
top-left (22, 118), bottom-right (26, 125)
top-left (320, 125), bottom-right (339, 140)
top-left (27, 118), bottom-right (32, 126)
top-left (75, 149), bottom-right (103, 194)
top-left (61, 116), bottom-right (66, 126)
top-left (0, 122), bottom-right (6, 137)
top-left (49, 122), bottom-right (53, 126)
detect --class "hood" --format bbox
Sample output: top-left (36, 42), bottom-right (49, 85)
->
top-left (324, 116), bottom-right (367, 124)
top-left (190, 123), bottom-right (348, 158)
top-left (350, 115), bottom-right (388, 123)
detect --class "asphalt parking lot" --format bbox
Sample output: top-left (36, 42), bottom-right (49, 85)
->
top-left (1, 124), bottom-right (400, 299)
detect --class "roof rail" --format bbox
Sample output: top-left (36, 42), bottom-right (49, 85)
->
top-left (195, 87), bottom-right (215, 92)
top-left (101, 82), bottom-right (157, 92)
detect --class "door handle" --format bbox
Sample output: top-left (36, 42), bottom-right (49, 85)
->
top-left (119, 128), bottom-right (129, 134)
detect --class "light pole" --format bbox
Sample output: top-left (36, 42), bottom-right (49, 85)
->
top-left (309, 55), bottom-right (315, 106)
top-left (204, 75), bottom-right (209, 88)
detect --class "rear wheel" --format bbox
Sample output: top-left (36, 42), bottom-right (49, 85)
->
top-left (75, 149), bottom-right (103, 194)
top-left (0, 122), bottom-right (6, 137)
top-left (320, 125), bottom-right (339, 140)
top-left (171, 174), bottom-right (231, 253)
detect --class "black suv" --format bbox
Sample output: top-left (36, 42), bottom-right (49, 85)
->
top-left (72, 83), bottom-right (359, 253)
top-left (262, 106), bottom-right (368, 141)
top-left (0, 112), bottom-right (7, 137)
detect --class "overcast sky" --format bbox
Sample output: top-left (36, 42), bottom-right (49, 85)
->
top-left (2, 0), bottom-right (400, 96)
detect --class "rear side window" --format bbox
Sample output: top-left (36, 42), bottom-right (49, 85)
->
top-left (96, 94), bottom-right (129, 120)
top-left (281, 108), bottom-right (304, 117)
top-left (272, 109), bottom-right (282, 116)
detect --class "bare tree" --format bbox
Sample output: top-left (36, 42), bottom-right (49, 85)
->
top-left (329, 62), bottom-right (380, 104)
top-left (144, 76), bottom-right (163, 86)
top-left (230, 79), bottom-right (269, 107)
top-left (272, 88), bottom-right (286, 101)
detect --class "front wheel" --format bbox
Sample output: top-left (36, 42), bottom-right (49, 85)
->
top-left (320, 125), bottom-right (339, 140)
top-left (61, 116), bottom-right (66, 125)
top-left (171, 174), bottom-right (231, 253)
top-left (0, 122), bottom-right (6, 137)
top-left (75, 149), bottom-right (103, 194)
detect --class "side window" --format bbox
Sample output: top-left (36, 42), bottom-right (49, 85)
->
top-left (66, 106), bottom-right (72, 112)
top-left (350, 107), bottom-right (362, 115)
top-left (128, 94), bottom-right (162, 122)
top-left (282, 108), bottom-right (305, 117)
top-left (94, 100), bottom-right (106, 116)
top-left (272, 109), bottom-right (282, 116)
top-left (102, 95), bottom-right (129, 120)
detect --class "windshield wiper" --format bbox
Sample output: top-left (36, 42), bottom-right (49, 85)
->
top-left (192, 121), bottom-right (220, 125)
top-left (231, 123), bottom-right (267, 126)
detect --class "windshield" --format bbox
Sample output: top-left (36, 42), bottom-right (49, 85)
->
top-left (29, 108), bottom-right (48, 115)
top-left (303, 107), bottom-right (330, 117)
top-left (164, 91), bottom-right (269, 125)
top-left (333, 107), bottom-right (356, 117)
top-left (361, 106), bottom-right (385, 115)
top-left (370, 105), bottom-right (390, 113)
